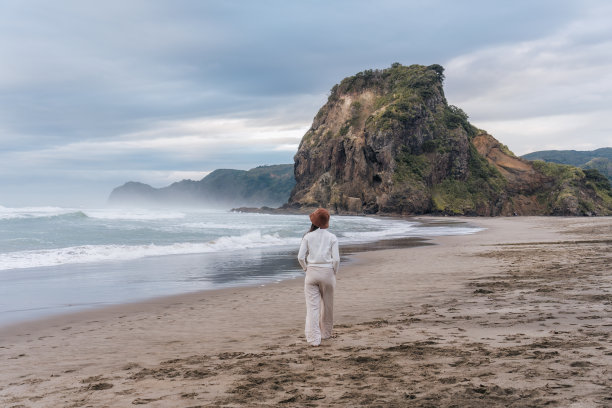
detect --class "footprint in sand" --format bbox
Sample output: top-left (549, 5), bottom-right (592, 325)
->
top-left (84, 382), bottom-right (114, 391)
top-left (132, 397), bottom-right (162, 404)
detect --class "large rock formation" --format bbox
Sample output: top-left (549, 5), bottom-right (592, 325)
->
top-left (109, 164), bottom-right (295, 208)
top-left (287, 63), bottom-right (612, 216)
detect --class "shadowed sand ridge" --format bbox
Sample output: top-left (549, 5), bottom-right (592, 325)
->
top-left (1, 217), bottom-right (610, 407)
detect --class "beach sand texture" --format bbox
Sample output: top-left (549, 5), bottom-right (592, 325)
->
top-left (1, 217), bottom-right (611, 407)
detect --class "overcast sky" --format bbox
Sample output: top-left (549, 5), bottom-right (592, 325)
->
top-left (1, 0), bottom-right (611, 206)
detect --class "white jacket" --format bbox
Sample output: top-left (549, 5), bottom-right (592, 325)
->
top-left (298, 228), bottom-right (340, 273)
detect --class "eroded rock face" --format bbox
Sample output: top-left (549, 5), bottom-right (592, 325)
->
top-left (287, 64), bottom-right (612, 216)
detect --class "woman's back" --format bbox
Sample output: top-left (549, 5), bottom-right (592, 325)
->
top-left (299, 228), bottom-right (339, 273)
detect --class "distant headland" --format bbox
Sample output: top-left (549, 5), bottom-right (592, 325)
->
top-left (108, 164), bottom-right (295, 209)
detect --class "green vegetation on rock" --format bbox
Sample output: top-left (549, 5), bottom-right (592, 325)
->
top-left (583, 157), bottom-right (612, 181)
top-left (522, 148), bottom-right (612, 181)
top-left (531, 160), bottom-right (612, 215)
top-left (393, 150), bottom-right (430, 182)
top-left (431, 145), bottom-right (506, 215)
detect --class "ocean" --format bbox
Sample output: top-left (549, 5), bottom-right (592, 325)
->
top-left (0, 206), bottom-right (483, 327)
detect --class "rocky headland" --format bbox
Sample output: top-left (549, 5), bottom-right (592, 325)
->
top-left (286, 63), bottom-right (612, 216)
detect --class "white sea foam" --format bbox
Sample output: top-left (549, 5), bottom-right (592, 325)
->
top-left (0, 206), bottom-right (484, 272)
top-left (82, 209), bottom-right (186, 220)
top-left (0, 232), bottom-right (301, 271)
top-left (179, 222), bottom-right (254, 230)
top-left (0, 206), bottom-right (186, 221)
top-left (0, 206), bottom-right (75, 220)
top-left (413, 226), bottom-right (485, 236)
top-left (177, 221), bottom-right (291, 231)
top-left (340, 222), bottom-right (418, 242)
top-left (340, 223), bottom-right (483, 242)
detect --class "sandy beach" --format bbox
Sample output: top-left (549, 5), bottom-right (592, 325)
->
top-left (1, 216), bottom-right (610, 407)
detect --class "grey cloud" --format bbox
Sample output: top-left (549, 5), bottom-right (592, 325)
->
top-left (0, 0), bottom-right (579, 141)
top-left (443, 1), bottom-right (612, 154)
top-left (0, 0), bottom-right (600, 205)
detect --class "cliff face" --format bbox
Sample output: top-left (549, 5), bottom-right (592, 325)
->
top-left (288, 64), bottom-right (612, 216)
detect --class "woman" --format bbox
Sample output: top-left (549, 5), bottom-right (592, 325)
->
top-left (297, 208), bottom-right (340, 346)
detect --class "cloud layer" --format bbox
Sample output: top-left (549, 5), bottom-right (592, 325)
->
top-left (444, 1), bottom-right (612, 154)
top-left (1, 0), bottom-right (609, 205)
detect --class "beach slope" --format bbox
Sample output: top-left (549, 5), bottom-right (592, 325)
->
top-left (1, 217), bottom-right (610, 407)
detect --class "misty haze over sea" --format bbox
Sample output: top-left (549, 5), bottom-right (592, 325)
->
top-left (0, 206), bottom-right (482, 327)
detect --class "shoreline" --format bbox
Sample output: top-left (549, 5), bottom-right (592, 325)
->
top-left (0, 235), bottom-right (434, 336)
top-left (2, 216), bottom-right (610, 407)
top-left (0, 215), bottom-right (470, 330)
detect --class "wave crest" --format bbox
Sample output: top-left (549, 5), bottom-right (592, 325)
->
top-left (0, 206), bottom-right (185, 221)
top-left (0, 231), bottom-right (300, 271)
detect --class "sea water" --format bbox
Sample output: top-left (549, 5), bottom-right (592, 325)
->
top-left (0, 206), bottom-right (482, 327)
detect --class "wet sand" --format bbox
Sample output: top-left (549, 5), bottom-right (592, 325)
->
top-left (1, 217), bottom-right (610, 407)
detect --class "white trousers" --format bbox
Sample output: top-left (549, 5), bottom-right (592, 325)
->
top-left (304, 266), bottom-right (335, 345)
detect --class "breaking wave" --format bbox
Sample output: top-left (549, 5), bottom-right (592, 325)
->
top-left (0, 231), bottom-right (300, 271)
top-left (0, 206), bottom-right (185, 221)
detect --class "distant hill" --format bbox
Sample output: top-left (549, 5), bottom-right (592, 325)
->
top-left (521, 148), bottom-right (611, 181)
top-left (108, 164), bottom-right (295, 208)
